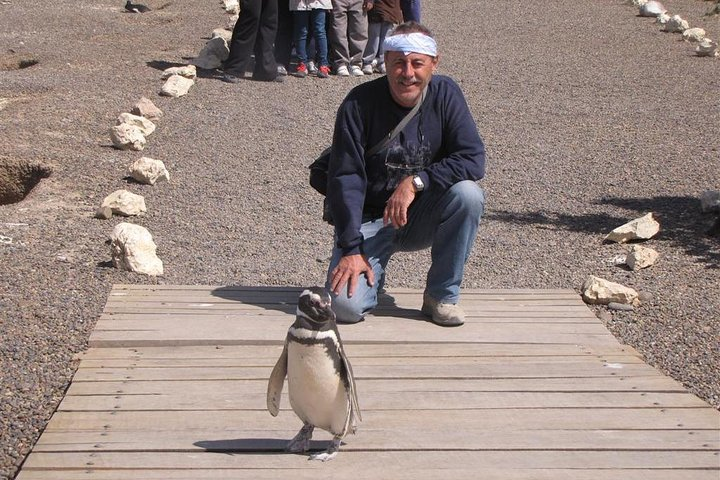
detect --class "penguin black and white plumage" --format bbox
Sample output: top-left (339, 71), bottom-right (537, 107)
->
top-left (267, 287), bottom-right (361, 461)
top-left (125, 1), bottom-right (151, 13)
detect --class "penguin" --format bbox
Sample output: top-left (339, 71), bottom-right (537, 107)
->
top-left (125, 1), bottom-right (151, 13)
top-left (267, 287), bottom-right (361, 462)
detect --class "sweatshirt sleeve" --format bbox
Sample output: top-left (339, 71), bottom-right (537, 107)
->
top-left (327, 96), bottom-right (367, 257)
top-left (423, 78), bottom-right (486, 190)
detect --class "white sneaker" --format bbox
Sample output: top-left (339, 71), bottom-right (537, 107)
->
top-left (307, 60), bottom-right (318, 75)
top-left (349, 65), bottom-right (364, 76)
top-left (361, 63), bottom-right (374, 75)
top-left (336, 65), bottom-right (350, 77)
top-left (374, 62), bottom-right (386, 74)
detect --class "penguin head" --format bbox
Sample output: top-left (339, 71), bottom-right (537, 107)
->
top-left (297, 287), bottom-right (334, 326)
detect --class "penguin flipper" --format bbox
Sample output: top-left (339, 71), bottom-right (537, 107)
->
top-left (339, 347), bottom-right (362, 425)
top-left (266, 343), bottom-right (288, 416)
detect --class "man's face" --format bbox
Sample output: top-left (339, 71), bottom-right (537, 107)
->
top-left (385, 50), bottom-right (439, 108)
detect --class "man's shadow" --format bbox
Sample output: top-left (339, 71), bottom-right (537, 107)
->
top-left (210, 286), bottom-right (428, 323)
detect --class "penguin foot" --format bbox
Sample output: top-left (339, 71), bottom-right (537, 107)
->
top-left (309, 436), bottom-right (341, 462)
top-left (287, 424), bottom-right (314, 453)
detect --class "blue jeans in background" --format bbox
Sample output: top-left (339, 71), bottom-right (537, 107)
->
top-left (293, 9), bottom-right (328, 66)
top-left (326, 180), bottom-right (485, 323)
top-left (400, 0), bottom-right (421, 22)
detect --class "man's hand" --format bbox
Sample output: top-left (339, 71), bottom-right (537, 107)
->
top-left (363, 0), bottom-right (374, 11)
top-left (330, 254), bottom-right (375, 298)
top-left (383, 176), bottom-right (416, 228)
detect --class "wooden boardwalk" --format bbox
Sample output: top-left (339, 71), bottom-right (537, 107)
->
top-left (17, 285), bottom-right (720, 479)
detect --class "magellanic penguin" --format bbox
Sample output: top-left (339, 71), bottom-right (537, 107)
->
top-left (267, 287), bottom-right (361, 461)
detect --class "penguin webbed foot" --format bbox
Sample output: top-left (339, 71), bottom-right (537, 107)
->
top-left (309, 436), bottom-right (341, 462)
top-left (286, 424), bottom-right (314, 453)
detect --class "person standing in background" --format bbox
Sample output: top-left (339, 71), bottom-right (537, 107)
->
top-left (290, 0), bottom-right (333, 78)
top-left (329, 0), bottom-right (370, 76)
top-left (361, 0), bottom-right (402, 75)
top-left (400, 0), bottom-right (420, 22)
top-left (222, 0), bottom-right (283, 83)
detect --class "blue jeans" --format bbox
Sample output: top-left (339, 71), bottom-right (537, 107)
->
top-left (400, 0), bottom-right (421, 22)
top-left (326, 180), bottom-right (485, 323)
top-left (293, 9), bottom-right (328, 66)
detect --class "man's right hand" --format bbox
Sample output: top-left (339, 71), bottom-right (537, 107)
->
top-left (330, 254), bottom-right (375, 298)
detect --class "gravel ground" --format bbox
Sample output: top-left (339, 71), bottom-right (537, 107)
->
top-left (1, 0), bottom-right (719, 478)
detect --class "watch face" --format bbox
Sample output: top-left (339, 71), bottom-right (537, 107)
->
top-left (413, 176), bottom-right (424, 191)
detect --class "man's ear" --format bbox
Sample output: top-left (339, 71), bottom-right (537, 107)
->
top-left (432, 55), bottom-right (440, 71)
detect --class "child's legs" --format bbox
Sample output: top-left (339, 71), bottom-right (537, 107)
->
top-left (293, 10), bottom-right (310, 63)
top-left (376, 22), bottom-right (394, 66)
top-left (363, 21), bottom-right (381, 65)
top-left (311, 9), bottom-right (329, 66)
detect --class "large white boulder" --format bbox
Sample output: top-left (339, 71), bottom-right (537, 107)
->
top-left (101, 189), bottom-right (147, 216)
top-left (110, 123), bottom-right (146, 151)
top-left (582, 276), bottom-right (640, 306)
top-left (160, 75), bottom-right (194, 98)
top-left (605, 213), bottom-right (660, 243)
top-left (663, 15), bottom-right (689, 33)
top-left (117, 112), bottom-right (156, 136)
top-left (110, 222), bottom-right (163, 276)
top-left (639, 1), bottom-right (666, 17)
top-left (626, 245), bottom-right (659, 271)
top-left (128, 157), bottom-right (170, 185)
top-left (131, 97), bottom-right (163, 122)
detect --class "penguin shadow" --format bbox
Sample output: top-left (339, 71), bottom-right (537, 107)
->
top-left (193, 438), bottom-right (331, 456)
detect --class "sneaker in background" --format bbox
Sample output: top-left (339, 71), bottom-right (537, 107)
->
top-left (317, 65), bottom-right (330, 78)
top-left (374, 62), bottom-right (386, 74)
top-left (349, 65), bottom-right (364, 76)
top-left (336, 65), bottom-right (350, 77)
top-left (293, 63), bottom-right (308, 78)
top-left (361, 63), bottom-right (374, 75)
top-left (307, 60), bottom-right (318, 75)
top-left (277, 65), bottom-right (288, 76)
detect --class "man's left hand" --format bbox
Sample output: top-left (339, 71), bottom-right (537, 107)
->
top-left (383, 176), bottom-right (416, 228)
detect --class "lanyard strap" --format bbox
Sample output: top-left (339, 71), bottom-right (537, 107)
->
top-left (365, 85), bottom-right (428, 158)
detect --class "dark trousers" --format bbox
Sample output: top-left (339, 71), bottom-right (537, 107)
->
top-left (223, 0), bottom-right (279, 80)
top-left (274, 0), bottom-right (293, 67)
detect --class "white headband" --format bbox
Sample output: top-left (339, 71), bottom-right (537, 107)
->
top-left (383, 32), bottom-right (438, 57)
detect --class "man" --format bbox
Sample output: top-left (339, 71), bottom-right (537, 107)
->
top-left (325, 21), bottom-right (486, 327)
top-left (221, 0), bottom-right (283, 83)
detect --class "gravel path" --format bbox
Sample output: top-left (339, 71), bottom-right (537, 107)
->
top-left (1, 0), bottom-right (719, 478)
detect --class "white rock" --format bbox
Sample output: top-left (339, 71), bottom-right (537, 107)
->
top-left (626, 245), bottom-right (659, 271)
top-left (631, 0), bottom-right (648, 7)
top-left (682, 28), bottom-right (706, 43)
top-left (605, 213), bottom-right (660, 243)
top-left (160, 75), bottom-right (194, 98)
top-left (639, 1), bottom-right (666, 17)
top-left (582, 275), bottom-right (640, 306)
top-left (212, 28), bottom-right (233, 42)
top-left (101, 190), bottom-right (147, 217)
top-left (110, 222), bottom-right (163, 276)
top-left (663, 15), bottom-right (689, 33)
top-left (117, 112), bottom-right (156, 136)
top-left (700, 190), bottom-right (720, 213)
top-left (656, 12), bottom-right (670, 25)
top-left (223, 0), bottom-right (239, 14)
top-left (696, 38), bottom-right (719, 57)
top-left (161, 64), bottom-right (197, 80)
top-left (131, 97), bottom-right (163, 122)
top-left (128, 157), bottom-right (170, 185)
top-left (110, 123), bottom-right (146, 151)
top-left (226, 14), bottom-right (238, 30)
top-left (192, 36), bottom-right (229, 70)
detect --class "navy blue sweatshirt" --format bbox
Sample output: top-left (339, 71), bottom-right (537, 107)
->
top-left (327, 74), bottom-right (486, 256)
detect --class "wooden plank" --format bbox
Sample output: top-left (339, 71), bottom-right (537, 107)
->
top-left (88, 318), bottom-right (618, 347)
top-left (74, 343), bottom-right (642, 360)
top-left (57, 389), bottom-right (710, 411)
top-left (43, 408), bottom-right (720, 433)
top-left (68, 361), bottom-right (664, 382)
top-left (20, 451), bottom-right (720, 470)
top-left (15, 468), bottom-right (720, 480)
top-left (33, 427), bottom-right (719, 453)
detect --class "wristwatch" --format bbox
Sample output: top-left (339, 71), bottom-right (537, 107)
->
top-left (411, 175), bottom-right (425, 192)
